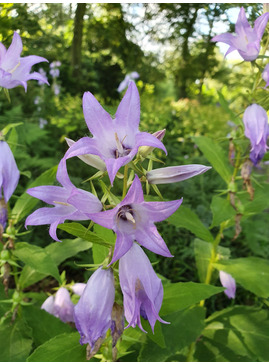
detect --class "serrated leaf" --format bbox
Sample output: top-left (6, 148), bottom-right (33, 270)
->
top-left (167, 206), bottom-right (214, 242)
top-left (193, 136), bottom-right (232, 184)
top-left (214, 257), bottom-right (269, 298)
top-left (161, 281), bottom-right (224, 315)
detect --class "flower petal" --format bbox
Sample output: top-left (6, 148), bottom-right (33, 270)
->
top-left (211, 32), bottom-right (235, 46)
top-left (1, 32), bottom-right (22, 71)
top-left (88, 208), bottom-right (116, 230)
top-left (142, 199), bottom-right (183, 222)
top-left (235, 7), bottom-right (252, 37)
top-left (254, 12), bottom-right (269, 40)
top-left (64, 137), bottom-right (101, 161)
top-left (109, 231), bottom-right (133, 265)
top-left (67, 187), bottom-right (103, 214)
top-left (27, 185), bottom-right (69, 205)
top-left (135, 132), bottom-right (167, 155)
top-left (123, 174), bottom-right (144, 205)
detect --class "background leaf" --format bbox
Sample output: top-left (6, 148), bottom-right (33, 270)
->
top-left (210, 195), bottom-right (236, 228)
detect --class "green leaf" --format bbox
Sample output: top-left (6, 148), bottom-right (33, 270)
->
top-left (19, 238), bottom-right (93, 289)
top-left (0, 319), bottom-right (33, 361)
top-left (217, 92), bottom-right (242, 126)
top-left (27, 332), bottom-right (87, 362)
top-left (161, 281), bottom-right (224, 315)
top-left (141, 319), bottom-right (166, 348)
top-left (139, 307), bottom-right (205, 361)
top-left (7, 127), bottom-right (18, 153)
top-left (2, 122), bottom-right (23, 136)
top-left (195, 306), bottom-right (269, 361)
top-left (214, 257), bottom-right (269, 298)
top-left (23, 305), bottom-right (73, 347)
top-left (92, 225), bottom-right (114, 264)
top-left (14, 242), bottom-right (60, 286)
top-left (243, 182), bottom-right (269, 216)
top-left (192, 136), bottom-right (232, 184)
top-left (210, 196), bottom-right (236, 228)
top-left (12, 166), bottom-right (57, 223)
top-left (167, 206), bottom-right (214, 242)
top-left (58, 222), bottom-right (113, 247)
top-left (194, 239), bottom-right (230, 283)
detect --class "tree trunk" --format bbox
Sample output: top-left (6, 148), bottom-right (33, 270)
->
top-left (71, 3), bottom-right (86, 79)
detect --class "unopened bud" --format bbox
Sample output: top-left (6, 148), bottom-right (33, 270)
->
top-left (139, 129), bottom-right (166, 158)
top-left (65, 138), bottom-right (106, 171)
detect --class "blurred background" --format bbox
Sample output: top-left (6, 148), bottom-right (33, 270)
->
top-left (0, 3), bottom-right (268, 310)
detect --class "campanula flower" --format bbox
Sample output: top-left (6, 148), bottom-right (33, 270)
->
top-left (65, 138), bottom-right (106, 171)
top-left (41, 287), bottom-right (74, 322)
top-left (146, 164), bottom-right (211, 184)
top-left (72, 283), bottom-right (86, 296)
top-left (119, 243), bottom-right (167, 332)
top-left (212, 7), bottom-right (269, 61)
top-left (86, 175), bottom-right (182, 264)
top-left (219, 271), bottom-right (236, 299)
top-left (63, 81), bottom-right (167, 185)
top-left (262, 63), bottom-right (269, 88)
top-left (74, 267), bottom-right (115, 350)
top-left (243, 104), bottom-right (269, 165)
top-left (0, 141), bottom-right (20, 203)
top-left (117, 71), bottom-right (139, 92)
top-left (0, 32), bottom-right (49, 90)
top-left (25, 159), bottom-right (102, 241)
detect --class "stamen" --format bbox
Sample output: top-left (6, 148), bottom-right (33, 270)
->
top-left (53, 201), bottom-right (71, 206)
top-left (8, 61), bottom-right (21, 74)
top-left (125, 212), bottom-right (136, 224)
top-left (115, 132), bottom-right (124, 154)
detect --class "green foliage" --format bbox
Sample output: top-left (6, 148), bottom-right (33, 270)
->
top-left (210, 195), bottom-right (236, 228)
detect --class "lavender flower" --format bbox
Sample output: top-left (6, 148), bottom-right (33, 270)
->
top-left (25, 159), bottom-right (102, 241)
top-left (0, 141), bottom-right (20, 203)
top-left (54, 84), bottom-right (60, 95)
top-left (74, 267), bottom-right (115, 350)
top-left (86, 175), bottom-right (183, 265)
top-left (262, 63), bottom-right (269, 88)
top-left (146, 164), bottom-right (211, 184)
top-left (41, 287), bottom-right (74, 322)
top-left (119, 243), bottom-right (167, 332)
top-left (38, 68), bottom-right (47, 85)
top-left (39, 118), bottom-right (48, 129)
top-left (63, 81), bottom-right (166, 185)
top-left (212, 7), bottom-right (269, 61)
top-left (219, 271), bottom-right (236, 299)
top-left (50, 68), bottom-right (60, 78)
top-left (117, 71), bottom-right (139, 92)
top-left (243, 104), bottom-right (269, 165)
top-left (0, 32), bottom-right (49, 91)
top-left (72, 283), bottom-right (86, 296)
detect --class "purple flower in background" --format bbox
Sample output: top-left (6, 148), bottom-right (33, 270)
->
top-left (38, 68), bottom-right (47, 85)
top-left (72, 283), bottom-right (86, 296)
top-left (0, 32), bottom-right (49, 91)
top-left (262, 63), bottom-right (269, 88)
top-left (219, 271), bottom-right (236, 299)
top-left (0, 141), bottom-right (20, 203)
top-left (212, 7), bottom-right (269, 61)
top-left (87, 175), bottom-right (183, 265)
top-left (41, 287), bottom-right (74, 322)
top-left (63, 81), bottom-right (166, 185)
top-left (119, 243), bottom-right (167, 332)
top-left (25, 159), bottom-right (102, 241)
top-left (74, 267), bottom-right (115, 350)
top-left (39, 118), bottom-right (48, 129)
top-left (50, 61), bottom-right (61, 68)
top-left (146, 164), bottom-right (211, 184)
top-left (243, 104), bottom-right (269, 165)
top-left (117, 71), bottom-right (140, 92)
top-left (54, 84), bottom-right (60, 95)
top-left (50, 68), bottom-right (60, 78)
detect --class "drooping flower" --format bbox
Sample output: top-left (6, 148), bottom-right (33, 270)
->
top-left (74, 267), bottom-right (115, 350)
top-left (146, 164), bottom-right (211, 184)
top-left (262, 63), bottom-right (269, 88)
top-left (219, 271), bottom-right (236, 299)
top-left (211, 7), bottom-right (269, 61)
top-left (65, 138), bottom-right (106, 171)
top-left (62, 81), bottom-right (167, 185)
top-left (41, 287), bottom-right (74, 322)
top-left (85, 175), bottom-right (182, 265)
top-left (72, 283), bottom-right (86, 296)
top-left (0, 32), bottom-right (49, 91)
top-left (0, 140), bottom-right (20, 203)
top-left (25, 159), bottom-right (103, 241)
top-left (117, 71), bottom-right (139, 93)
top-left (243, 104), bottom-right (269, 165)
top-left (119, 243), bottom-right (167, 332)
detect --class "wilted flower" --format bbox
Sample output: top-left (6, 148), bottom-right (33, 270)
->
top-left (74, 267), bottom-right (115, 350)
top-left (65, 138), bottom-right (106, 171)
top-left (72, 283), bottom-right (86, 296)
top-left (0, 32), bottom-right (49, 90)
top-left (119, 243), bottom-right (167, 332)
top-left (41, 287), bottom-right (74, 322)
top-left (146, 164), bottom-right (211, 184)
top-left (25, 159), bottom-right (102, 241)
top-left (243, 104), bottom-right (269, 165)
top-left (63, 81), bottom-right (166, 185)
top-left (117, 71), bottom-right (139, 92)
top-left (212, 7), bottom-right (269, 61)
top-left (0, 198), bottom-right (8, 229)
top-left (87, 175), bottom-right (182, 264)
top-left (219, 270), bottom-right (236, 299)
top-left (262, 63), bottom-right (269, 88)
top-left (0, 140), bottom-right (20, 203)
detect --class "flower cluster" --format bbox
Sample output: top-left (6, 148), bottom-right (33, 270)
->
top-left (28, 81), bottom-right (211, 351)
